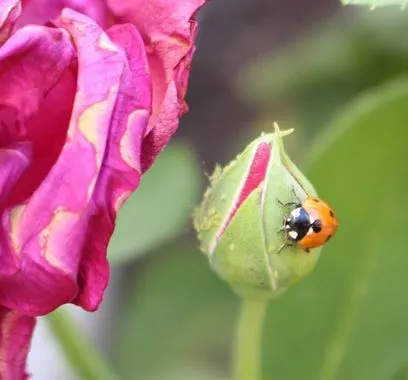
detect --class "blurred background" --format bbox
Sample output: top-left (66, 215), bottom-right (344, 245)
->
top-left (28, 1), bottom-right (408, 379)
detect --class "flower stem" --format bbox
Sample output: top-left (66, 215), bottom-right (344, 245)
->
top-left (233, 300), bottom-right (268, 380)
top-left (47, 309), bottom-right (123, 380)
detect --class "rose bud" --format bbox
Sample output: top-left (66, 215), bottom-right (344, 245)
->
top-left (194, 124), bottom-right (325, 301)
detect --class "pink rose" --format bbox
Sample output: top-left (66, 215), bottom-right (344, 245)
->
top-left (0, 0), bottom-right (206, 377)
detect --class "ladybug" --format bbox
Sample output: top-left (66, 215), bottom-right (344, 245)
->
top-left (277, 197), bottom-right (338, 253)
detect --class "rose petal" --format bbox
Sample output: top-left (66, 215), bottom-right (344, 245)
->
top-left (58, 11), bottom-right (151, 310)
top-left (220, 141), bottom-right (271, 236)
top-left (234, 142), bottom-right (271, 214)
top-left (0, 0), bottom-right (21, 45)
top-left (62, 0), bottom-right (111, 28)
top-left (0, 144), bottom-right (31, 208)
top-left (0, 307), bottom-right (35, 380)
top-left (0, 22), bottom-right (79, 315)
top-left (107, 0), bottom-right (206, 170)
top-left (17, 0), bottom-right (111, 29)
top-left (0, 24), bottom-right (76, 207)
top-left (0, 10), bottom-right (151, 315)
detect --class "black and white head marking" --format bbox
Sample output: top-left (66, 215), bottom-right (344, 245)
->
top-left (284, 207), bottom-right (311, 242)
top-left (283, 206), bottom-right (324, 243)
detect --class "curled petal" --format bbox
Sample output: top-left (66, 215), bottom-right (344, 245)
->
top-left (57, 11), bottom-right (151, 310)
top-left (0, 0), bottom-right (21, 45)
top-left (0, 307), bottom-right (35, 380)
top-left (108, 0), bottom-right (207, 170)
top-left (0, 23), bottom-right (76, 207)
top-left (0, 10), bottom-right (151, 315)
top-left (0, 144), bottom-right (31, 207)
top-left (0, 22), bottom-right (78, 315)
top-left (61, 0), bottom-right (111, 28)
top-left (17, 0), bottom-right (111, 29)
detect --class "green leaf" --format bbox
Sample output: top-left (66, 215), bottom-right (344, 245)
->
top-left (113, 243), bottom-right (237, 380)
top-left (47, 309), bottom-right (122, 380)
top-left (261, 77), bottom-right (408, 380)
top-left (341, 0), bottom-right (408, 7)
top-left (108, 141), bottom-right (202, 265)
top-left (150, 367), bottom-right (227, 380)
top-left (240, 9), bottom-right (408, 133)
top-left (391, 364), bottom-right (408, 380)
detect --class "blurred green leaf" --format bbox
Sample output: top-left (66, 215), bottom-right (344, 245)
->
top-left (47, 310), bottom-right (122, 380)
top-left (240, 9), bottom-right (408, 133)
top-left (150, 367), bottom-right (227, 380)
top-left (114, 78), bottom-right (408, 380)
top-left (114, 242), bottom-right (237, 380)
top-left (108, 142), bottom-right (202, 265)
top-left (261, 77), bottom-right (408, 380)
top-left (391, 365), bottom-right (408, 380)
top-left (342, 0), bottom-right (408, 7)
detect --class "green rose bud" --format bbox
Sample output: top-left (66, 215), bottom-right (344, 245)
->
top-left (194, 124), bottom-right (321, 301)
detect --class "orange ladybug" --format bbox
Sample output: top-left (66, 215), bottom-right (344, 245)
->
top-left (279, 197), bottom-right (338, 253)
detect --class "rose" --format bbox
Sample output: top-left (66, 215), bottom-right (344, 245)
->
top-left (0, 0), bottom-right (206, 377)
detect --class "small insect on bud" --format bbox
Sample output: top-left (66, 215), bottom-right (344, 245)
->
top-left (194, 123), bottom-right (338, 301)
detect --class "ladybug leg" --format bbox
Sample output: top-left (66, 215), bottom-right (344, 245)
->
top-left (276, 198), bottom-right (298, 207)
top-left (290, 186), bottom-right (297, 198)
top-left (275, 243), bottom-right (286, 255)
top-left (290, 186), bottom-right (303, 205)
top-left (278, 217), bottom-right (290, 232)
top-left (276, 186), bottom-right (301, 208)
top-left (276, 242), bottom-right (294, 254)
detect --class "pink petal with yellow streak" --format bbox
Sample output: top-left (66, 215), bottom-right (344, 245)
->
top-left (0, 10), bottom-right (151, 315)
top-left (0, 22), bottom-right (79, 314)
top-left (0, 24), bottom-right (76, 208)
top-left (0, 307), bottom-right (35, 380)
top-left (107, 0), bottom-right (206, 170)
top-left (71, 20), bottom-right (151, 310)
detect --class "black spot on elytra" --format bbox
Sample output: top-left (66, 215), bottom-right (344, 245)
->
top-left (313, 198), bottom-right (320, 203)
top-left (329, 210), bottom-right (334, 218)
top-left (326, 234), bottom-right (332, 242)
top-left (312, 219), bottom-right (322, 233)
